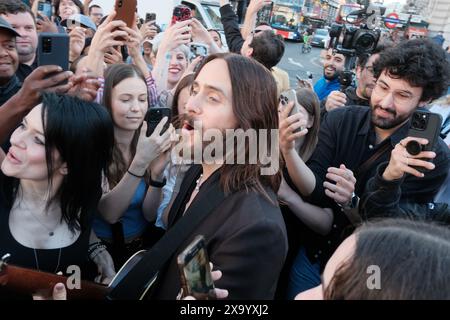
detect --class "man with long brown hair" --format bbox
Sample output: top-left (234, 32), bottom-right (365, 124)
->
top-left (151, 53), bottom-right (288, 299)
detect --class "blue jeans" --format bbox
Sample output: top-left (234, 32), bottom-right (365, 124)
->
top-left (286, 246), bottom-right (322, 300)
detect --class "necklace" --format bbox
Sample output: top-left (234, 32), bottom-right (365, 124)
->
top-left (15, 200), bottom-right (60, 237)
top-left (33, 248), bottom-right (62, 273)
top-left (195, 174), bottom-right (204, 191)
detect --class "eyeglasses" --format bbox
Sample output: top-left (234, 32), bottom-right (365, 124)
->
top-left (372, 82), bottom-right (419, 106)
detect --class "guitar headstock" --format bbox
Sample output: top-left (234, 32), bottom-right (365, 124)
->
top-left (0, 254), bottom-right (11, 285)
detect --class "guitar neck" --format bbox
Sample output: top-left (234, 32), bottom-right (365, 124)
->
top-left (1, 264), bottom-right (109, 299)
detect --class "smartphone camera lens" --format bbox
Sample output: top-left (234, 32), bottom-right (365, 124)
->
top-left (118, 0), bottom-right (123, 8)
top-left (43, 37), bottom-right (52, 53)
top-left (406, 140), bottom-right (422, 156)
top-left (412, 113), bottom-right (428, 130)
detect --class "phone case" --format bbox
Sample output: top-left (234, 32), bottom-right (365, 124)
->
top-left (407, 111), bottom-right (443, 172)
top-left (177, 235), bottom-right (216, 300)
top-left (114, 0), bottom-right (137, 27)
top-left (37, 1), bottom-right (53, 19)
top-left (407, 111), bottom-right (443, 152)
top-left (146, 13), bottom-right (156, 23)
top-left (189, 43), bottom-right (209, 60)
top-left (37, 33), bottom-right (69, 72)
top-left (145, 107), bottom-right (171, 137)
top-left (171, 5), bottom-right (192, 25)
top-left (280, 89), bottom-right (303, 133)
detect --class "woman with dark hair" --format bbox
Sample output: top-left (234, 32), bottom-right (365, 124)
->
top-left (151, 53), bottom-right (287, 299)
top-left (92, 63), bottom-right (173, 269)
top-left (0, 93), bottom-right (114, 297)
top-left (296, 219), bottom-right (450, 300)
top-left (53, 0), bottom-right (83, 22)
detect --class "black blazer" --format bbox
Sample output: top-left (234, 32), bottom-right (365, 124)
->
top-left (153, 165), bottom-right (288, 299)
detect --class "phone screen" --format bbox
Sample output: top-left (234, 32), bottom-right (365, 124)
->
top-left (38, 1), bottom-right (52, 19)
top-left (178, 236), bottom-right (216, 299)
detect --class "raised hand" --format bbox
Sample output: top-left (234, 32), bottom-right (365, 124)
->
top-left (323, 164), bottom-right (356, 206)
top-left (279, 101), bottom-right (308, 154)
top-left (382, 137), bottom-right (436, 181)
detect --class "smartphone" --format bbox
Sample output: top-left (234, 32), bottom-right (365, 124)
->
top-left (145, 13), bottom-right (156, 23)
top-left (171, 5), bottom-right (192, 26)
top-left (37, 0), bottom-right (53, 20)
top-left (296, 74), bottom-right (313, 89)
top-left (177, 235), bottom-right (216, 300)
top-left (114, 0), bottom-right (137, 28)
top-left (280, 89), bottom-right (303, 133)
top-left (407, 110), bottom-right (443, 152)
top-left (37, 33), bottom-right (69, 83)
top-left (145, 107), bottom-right (172, 137)
top-left (257, 1), bottom-right (274, 24)
top-left (188, 42), bottom-right (208, 62)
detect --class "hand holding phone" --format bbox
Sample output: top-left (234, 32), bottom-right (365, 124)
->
top-left (188, 42), bottom-right (208, 62)
top-left (145, 107), bottom-right (172, 137)
top-left (145, 13), bottom-right (156, 24)
top-left (177, 235), bottom-right (216, 300)
top-left (38, 33), bottom-right (69, 84)
top-left (384, 110), bottom-right (443, 180)
top-left (280, 89), bottom-right (305, 133)
top-left (114, 0), bottom-right (137, 28)
top-left (405, 111), bottom-right (443, 173)
top-left (296, 75), bottom-right (313, 90)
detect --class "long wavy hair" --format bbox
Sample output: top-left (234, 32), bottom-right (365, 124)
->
top-left (102, 64), bottom-right (148, 187)
top-left (193, 53), bottom-right (282, 199)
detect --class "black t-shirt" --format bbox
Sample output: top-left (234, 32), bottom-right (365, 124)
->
top-left (0, 171), bottom-right (93, 299)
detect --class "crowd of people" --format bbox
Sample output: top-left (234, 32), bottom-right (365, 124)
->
top-left (0, 0), bottom-right (449, 300)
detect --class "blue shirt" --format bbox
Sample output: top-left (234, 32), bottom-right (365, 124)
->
top-left (93, 180), bottom-right (149, 240)
top-left (313, 77), bottom-right (340, 101)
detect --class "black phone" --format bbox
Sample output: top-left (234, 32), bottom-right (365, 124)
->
top-left (145, 12), bottom-right (156, 23)
top-left (177, 235), bottom-right (216, 300)
top-left (145, 107), bottom-right (172, 137)
top-left (406, 110), bottom-right (443, 170)
top-left (37, 33), bottom-right (69, 83)
top-left (37, 0), bottom-right (53, 20)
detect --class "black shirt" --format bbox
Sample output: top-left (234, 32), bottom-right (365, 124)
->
top-left (0, 76), bottom-right (21, 107)
top-left (308, 105), bottom-right (450, 206)
top-left (301, 106), bottom-right (449, 267)
top-left (361, 162), bottom-right (450, 223)
top-left (16, 59), bottom-right (37, 83)
top-left (0, 171), bottom-right (93, 299)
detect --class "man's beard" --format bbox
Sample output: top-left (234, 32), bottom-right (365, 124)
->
top-left (323, 67), bottom-right (339, 81)
top-left (371, 104), bottom-right (412, 129)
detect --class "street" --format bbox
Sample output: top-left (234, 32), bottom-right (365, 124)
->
top-left (277, 41), bottom-right (325, 89)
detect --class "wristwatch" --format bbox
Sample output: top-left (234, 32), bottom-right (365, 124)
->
top-left (338, 192), bottom-right (359, 210)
